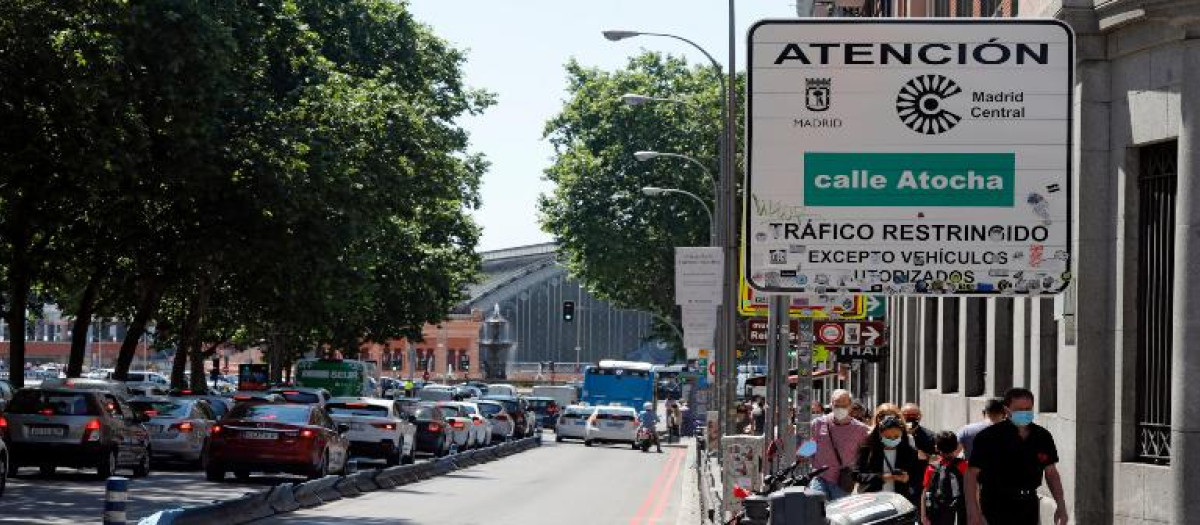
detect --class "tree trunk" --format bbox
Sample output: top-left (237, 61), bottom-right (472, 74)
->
top-left (66, 271), bottom-right (103, 378)
top-left (171, 277), bottom-right (212, 391)
top-left (114, 277), bottom-right (164, 380)
top-left (4, 259), bottom-right (31, 389)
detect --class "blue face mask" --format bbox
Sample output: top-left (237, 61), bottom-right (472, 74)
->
top-left (881, 436), bottom-right (902, 448)
top-left (1011, 410), bottom-right (1035, 426)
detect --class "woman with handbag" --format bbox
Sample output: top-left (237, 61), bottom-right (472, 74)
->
top-left (853, 415), bottom-right (925, 505)
top-left (810, 389), bottom-right (870, 501)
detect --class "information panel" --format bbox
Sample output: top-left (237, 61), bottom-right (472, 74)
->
top-left (746, 20), bottom-right (1073, 295)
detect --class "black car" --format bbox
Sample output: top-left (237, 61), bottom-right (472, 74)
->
top-left (524, 396), bottom-right (561, 428)
top-left (4, 388), bottom-right (152, 479)
top-left (480, 395), bottom-right (533, 438)
top-left (411, 404), bottom-right (452, 457)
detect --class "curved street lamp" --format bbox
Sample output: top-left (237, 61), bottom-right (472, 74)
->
top-left (634, 151), bottom-right (717, 199)
top-left (641, 186), bottom-right (715, 246)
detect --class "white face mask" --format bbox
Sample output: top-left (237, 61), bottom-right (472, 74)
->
top-left (832, 407), bottom-right (850, 421)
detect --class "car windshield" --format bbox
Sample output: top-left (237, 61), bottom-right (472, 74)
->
top-left (272, 390), bottom-right (321, 404)
top-left (477, 403), bottom-right (503, 416)
top-left (327, 403), bottom-right (389, 417)
top-left (8, 391), bottom-right (99, 416)
top-left (227, 404), bottom-right (311, 424)
top-left (413, 407), bottom-right (439, 420)
top-left (131, 400), bottom-right (190, 418)
top-left (526, 399), bottom-right (554, 410)
top-left (438, 405), bottom-right (462, 416)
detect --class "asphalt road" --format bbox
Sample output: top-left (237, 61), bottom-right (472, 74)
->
top-left (0, 461), bottom-right (317, 524)
top-left (260, 436), bottom-right (693, 525)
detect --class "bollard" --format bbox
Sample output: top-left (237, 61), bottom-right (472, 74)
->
top-left (103, 477), bottom-right (130, 525)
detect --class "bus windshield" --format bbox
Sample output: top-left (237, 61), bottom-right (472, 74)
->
top-left (581, 362), bottom-right (656, 409)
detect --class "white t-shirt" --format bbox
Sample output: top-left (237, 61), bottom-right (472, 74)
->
top-left (882, 448), bottom-right (897, 493)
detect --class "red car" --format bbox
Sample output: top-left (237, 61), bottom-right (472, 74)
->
top-left (205, 403), bottom-right (349, 481)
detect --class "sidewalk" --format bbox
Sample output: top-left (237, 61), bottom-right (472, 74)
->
top-left (680, 437), bottom-right (724, 524)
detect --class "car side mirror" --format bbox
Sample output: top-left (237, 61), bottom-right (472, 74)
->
top-left (337, 423), bottom-right (351, 434)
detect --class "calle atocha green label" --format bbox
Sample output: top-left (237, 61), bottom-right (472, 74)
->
top-left (803, 152), bottom-right (1015, 207)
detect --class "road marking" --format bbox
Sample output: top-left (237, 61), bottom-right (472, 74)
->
top-left (629, 448), bottom-right (685, 525)
top-left (645, 449), bottom-right (686, 524)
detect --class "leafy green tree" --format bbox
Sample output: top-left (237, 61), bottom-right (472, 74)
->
top-left (539, 53), bottom-right (742, 348)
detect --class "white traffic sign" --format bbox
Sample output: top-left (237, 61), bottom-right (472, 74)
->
top-left (745, 20), bottom-right (1073, 296)
top-left (682, 305), bottom-right (717, 355)
top-left (675, 247), bottom-right (724, 306)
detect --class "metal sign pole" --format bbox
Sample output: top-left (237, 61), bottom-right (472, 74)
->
top-left (793, 318), bottom-right (814, 463)
top-left (765, 294), bottom-right (789, 474)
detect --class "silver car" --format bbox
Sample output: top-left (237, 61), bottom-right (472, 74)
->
top-left (4, 388), bottom-right (151, 479)
top-left (128, 397), bottom-right (217, 467)
top-left (476, 400), bottom-right (514, 442)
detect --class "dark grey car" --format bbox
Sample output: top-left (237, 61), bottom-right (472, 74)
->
top-left (4, 388), bottom-right (152, 479)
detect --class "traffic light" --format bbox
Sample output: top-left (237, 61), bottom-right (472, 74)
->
top-left (562, 301), bottom-right (575, 322)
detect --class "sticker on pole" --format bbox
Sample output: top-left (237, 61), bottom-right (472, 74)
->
top-left (745, 19), bottom-right (1074, 296)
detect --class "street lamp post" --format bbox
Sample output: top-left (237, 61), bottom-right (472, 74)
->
top-left (606, 27), bottom-right (738, 440)
top-left (634, 151), bottom-right (718, 202)
top-left (641, 186), bottom-right (715, 246)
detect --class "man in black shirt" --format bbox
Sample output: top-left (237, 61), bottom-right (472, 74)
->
top-left (966, 388), bottom-right (1068, 525)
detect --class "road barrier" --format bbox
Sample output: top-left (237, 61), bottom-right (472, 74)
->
top-left (104, 477), bottom-right (130, 525)
top-left (136, 436), bottom-right (543, 525)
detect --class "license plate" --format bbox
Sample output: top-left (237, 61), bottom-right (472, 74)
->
top-left (242, 431), bottom-right (277, 440)
top-left (574, 421), bottom-right (586, 426)
top-left (351, 423), bottom-right (366, 431)
top-left (28, 426), bottom-right (64, 438)
top-left (605, 422), bottom-right (624, 428)
top-left (148, 425), bottom-right (165, 434)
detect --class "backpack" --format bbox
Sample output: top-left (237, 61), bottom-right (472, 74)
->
top-left (924, 458), bottom-right (964, 519)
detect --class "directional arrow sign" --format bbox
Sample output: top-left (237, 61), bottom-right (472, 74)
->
top-left (866, 295), bottom-right (887, 319)
top-left (813, 321), bottom-right (887, 347)
top-left (862, 324), bottom-right (882, 346)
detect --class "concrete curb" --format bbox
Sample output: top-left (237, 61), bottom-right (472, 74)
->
top-left (266, 483), bottom-right (301, 513)
top-left (333, 476), bottom-right (362, 498)
top-left (138, 434), bottom-right (544, 525)
top-left (291, 479), bottom-right (324, 508)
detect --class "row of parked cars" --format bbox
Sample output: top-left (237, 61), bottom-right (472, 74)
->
top-left (0, 377), bottom-right (572, 495)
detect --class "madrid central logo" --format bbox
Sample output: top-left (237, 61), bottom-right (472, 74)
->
top-left (896, 74), bottom-right (962, 135)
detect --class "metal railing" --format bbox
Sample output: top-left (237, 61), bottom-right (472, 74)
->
top-left (1135, 140), bottom-right (1177, 465)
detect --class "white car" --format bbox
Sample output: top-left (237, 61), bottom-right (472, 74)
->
top-left (555, 405), bottom-right (594, 442)
top-left (485, 384), bottom-right (517, 397)
top-left (440, 402), bottom-right (492, 447)
top-left (326, 397), bottom-right (417, 466)
top-left (476, 400), bottom-right (514, 442)
top-left (434, 402), bottom-right (480, 450)
top-left (584, 406), bottom-right (639, 447)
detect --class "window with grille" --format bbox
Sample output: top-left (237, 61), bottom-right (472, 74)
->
top-left (955, 0), bottom-right (974, 16)
top-left (941, 298), bottom-right (960, 393)
top-left (1135, 140), bottom-right (1177, 465)
top-left (932, 0), bottom-right (952, 16)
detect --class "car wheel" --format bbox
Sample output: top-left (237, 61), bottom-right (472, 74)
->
top-left (556, 435), bottom-right (564, 443)
top-left (234, 469), bottom-right (252, 481)
top-left (387, 442), bottom-right (401, 467)
top-left (205, 462), bottom-right (225, 482)
top-left (307, 451), bottom-right (328, 480)
top-left (96, 450), bottom-right (117, 480)
top-left (196, 442), bottom-right (211, 470)
top-left (584, 439), bottom-right (593, 447)
top-left (132, 448), bottom-right (151, 478)
top-left (39, 464), bottom-right (55, 477)
top-left (0, 451), bottom-right (7, 497)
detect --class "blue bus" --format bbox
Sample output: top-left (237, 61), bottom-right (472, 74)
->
top-left (581, 360), bottom-right (656, 409)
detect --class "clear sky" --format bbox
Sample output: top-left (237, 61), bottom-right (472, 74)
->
top-left (406, 1), bottom-right (796, 252)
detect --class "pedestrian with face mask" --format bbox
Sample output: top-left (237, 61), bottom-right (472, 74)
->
top-left (809, 389), bottom-right (869, 501)
top-left (902, 403), bottom-right (937, 460)
top-left (966, 388), bottom-right (1068, 525)
top-left (853, 415), bottom-right (923, 504)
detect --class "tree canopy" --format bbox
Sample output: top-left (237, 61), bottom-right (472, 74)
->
top-left (539, 52), bottom-right (743, 349)
top-left (0, 0), bottom-right (489, 389)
